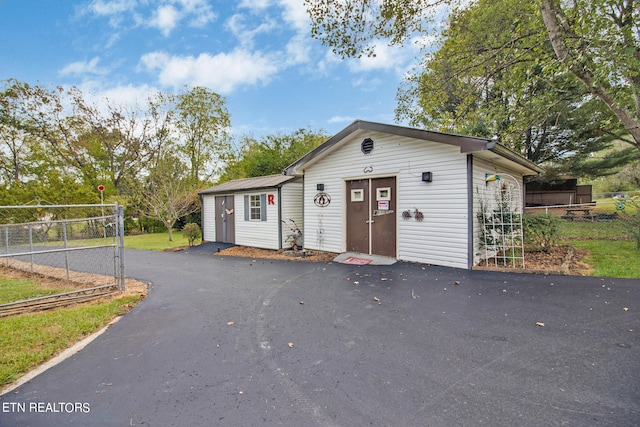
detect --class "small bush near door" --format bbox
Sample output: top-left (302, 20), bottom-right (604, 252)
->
top-left (183, 223), bottom-right (202, 246)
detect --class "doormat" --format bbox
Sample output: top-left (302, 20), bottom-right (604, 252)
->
top-left (341, 257), bottom-right (372, 265)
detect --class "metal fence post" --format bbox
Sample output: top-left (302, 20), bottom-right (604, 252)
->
top-left (29, 224), bottom-right (33, 273)
top-left (62, 222), bottom-right (70, 281)
top-left (4, 226), bottom-right (8, 267)
top-left (118, 204), bottom-right (126, 291)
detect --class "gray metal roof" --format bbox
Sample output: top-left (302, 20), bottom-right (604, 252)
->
top-left (284, 120), bottom-right (543, 176)
top-left (199, 174), bottom-right (298, 195)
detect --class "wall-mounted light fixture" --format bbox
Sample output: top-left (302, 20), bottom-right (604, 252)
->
top-left (422, 172), bottom-right (433, 182)
top-left (317, 184), bottom-right (325, 191)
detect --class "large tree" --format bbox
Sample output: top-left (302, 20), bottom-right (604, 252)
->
top-left (540, 0), bottom-right (640, 146)
top-left (395, 0), bottom-right (625, 171)
top-left (0, 81), bottom-right (179, 206)
top-left (305, 0), bottom-right (640, 152)
top-left (172, 86), bottom-right (231, 183)
top-left (82, 93), bottom-right (174, 193)
top-left (0, 80), bottom-right (37, 185)
top-left (219, 128), bottom-right (327, 182)
top-left (142, 150), bottom-right (200, 241)
top-left (18, 85), bottom-right (171, 193)
top-left (0, 80), bottom-right (228, 232)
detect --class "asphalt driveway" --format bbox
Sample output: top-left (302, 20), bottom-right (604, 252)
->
top-left (1, 245), bottom-right (639, 426)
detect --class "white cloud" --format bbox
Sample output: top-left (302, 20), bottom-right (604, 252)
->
top-left (226, 14), bottom-right (277, 48)
top-left (150, 5), bottom-right (180, 37)
top-left (81, 82), bottom-right (159, 108)
top-left (239, 0), bottom-right (272, 12)
top-left (148, 1), bottom-right (217, 36)
top-left (328, 115), bottom-right (357, 124)
top-left (347, 43), bottom-right (415, 74)
top-left (80, 0), bottom-right (135, 28)
top-left (315, 49), bottom-right (342, 75)
top-left (139, 50), bottom-right (281, 93)
top-left (178, 0), bottom-right (217, 28)
top-left (352, 76), bottom-right (383, 91)
top-left (59, 57), bottom-right (106, 76)
top-left (284, 34), bottom-right (310, 65)
top-left (82, 0), bottom-right (216, 35)
top-left (277, 0), bottom-right (309, 31)
top-left (85, 0), bottom-right (134, 17)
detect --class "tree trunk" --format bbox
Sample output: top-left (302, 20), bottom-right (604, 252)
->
top-left (167, 224), bottom-right (173, 241)
top-left (539, 0), bottom-right (640, 148)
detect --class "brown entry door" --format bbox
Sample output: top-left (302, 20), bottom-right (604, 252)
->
top-left (346, 177), bottom-right (396, 257)
top-left (215, 196), bottom-right (235, 244)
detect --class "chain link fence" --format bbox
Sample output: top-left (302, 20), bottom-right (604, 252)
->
top-left (0, 204), bottom-right (125, 303)
top-left (525, 201), bottom-right (637, 243)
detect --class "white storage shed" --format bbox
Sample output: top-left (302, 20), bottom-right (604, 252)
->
top-left (199, 175), bottom-right (303, 250)
top-left (284, 120), bottom-right (543, 269)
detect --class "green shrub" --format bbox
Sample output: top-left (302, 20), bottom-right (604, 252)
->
top-left (524, 213), bottom-right (559, 253)
top-left (138, 216), bottom-right (166, 233)
top-left (183, 223), bottom-right (202, 246)
top-left (620, 200), bottom-right (640, 249)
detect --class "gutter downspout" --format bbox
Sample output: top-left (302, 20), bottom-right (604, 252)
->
top-left (467, 154), bottom-right (474, 270)
top-left (301, 173), bottom-right (305, 249)
top-left (199, 194), bottom-right (205, 241)
top-left (278, 186), bottom-right (283, 250)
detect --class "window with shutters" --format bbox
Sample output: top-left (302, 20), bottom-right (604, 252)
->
top-left (244, 194), bottom-right (267, 221)
top-left (250, 195), bottom-right (261, 220)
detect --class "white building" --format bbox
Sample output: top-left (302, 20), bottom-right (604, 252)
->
top-left (199, 175), bottom-right (303, 250)
top-left (283, 121), bottom-right (543, 269)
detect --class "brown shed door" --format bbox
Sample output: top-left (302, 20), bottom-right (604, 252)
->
top-left (215, 196), bottom-right (235, 244)
top-left (346, 180), bottom-right (370, 253)
top-left (346, 177), bottom-right (396, 257)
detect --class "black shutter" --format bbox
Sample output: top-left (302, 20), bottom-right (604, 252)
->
top-left (260, 194), bottom-right (267, 221)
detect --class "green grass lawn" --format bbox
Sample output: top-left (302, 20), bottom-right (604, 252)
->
top-left (124, 231), bottom-right (192, 250)
top-left (0, 276), bottom-right (74, 304)
top-left (555, 218), bottom-right (640, 278)
top-left (570, 240), bottom-right (640, 279)
top-left (592, 199), bottom-right (624, 213)
top-left (33, 230), bottom-right (194, 250)
top-left (558, 219), bottom-right (629, 240)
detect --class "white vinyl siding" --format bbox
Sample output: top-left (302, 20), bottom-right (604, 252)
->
top-left (234, 191), bottom-right (279, 250)
top-left (301, 130), bottom-right (470, 269)
top-left (201, 195), bottom-right (217, 242)
top-left (280, 182), bottom-right (303, 248)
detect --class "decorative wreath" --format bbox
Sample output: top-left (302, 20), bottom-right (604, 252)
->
top-left (414, 209), bottom-right (424, 222)
top-left (402, 210), bottom-right (412, 220)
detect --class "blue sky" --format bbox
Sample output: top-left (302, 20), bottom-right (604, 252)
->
top-left (0, 0), bottom-right (426, 139)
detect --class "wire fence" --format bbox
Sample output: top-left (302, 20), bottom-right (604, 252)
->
top-left (0, 204), bottom-right (125, 304)
top-left (525, 201), bottom-right (636, 242)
